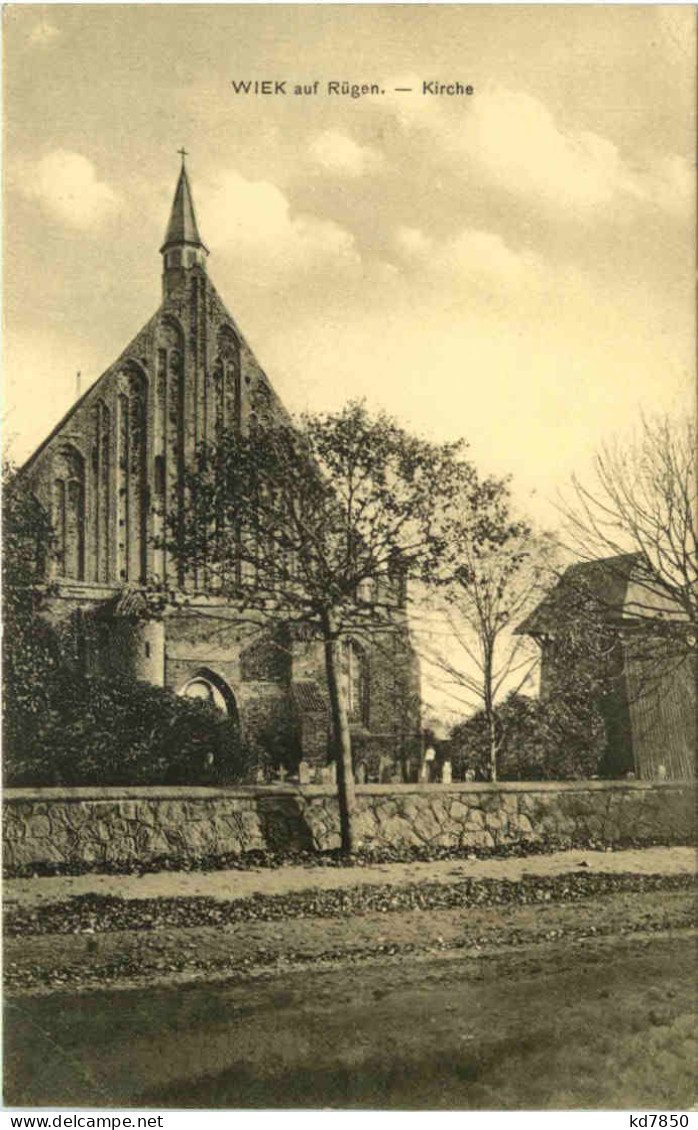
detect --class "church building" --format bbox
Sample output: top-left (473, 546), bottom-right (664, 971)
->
top-left (21, 157), bottom-right (421, 776)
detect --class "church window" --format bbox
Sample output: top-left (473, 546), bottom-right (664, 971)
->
top-left (91, 400), bottom-right (110, 583)
top-left (214, 326), bottom-right (241, 438)
top-left (53, 446), bottom-right (85, 580)
top-left (157, 349), bottom-right (167, 394)
top-left (213, 359), bottom-right (225, 436)
top-left (343, 639), bottom-right (369, 726)
top-left (252, 380), bottom-right (273, 423)
top-left (156, 319), bottom-right (185, 585)
top-left (388, 554), bottom-right (407, 608)
top-left (154, 454), bottom-right (165, 498)
top-left (116, 366), bottom-right (148, 582)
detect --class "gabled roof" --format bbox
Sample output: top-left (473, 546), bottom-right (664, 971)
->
top-left (516, 552), bottom-right (643, 636)
top-left (21, 312), bottom-right (159, 476)
top-left (20, 162), bottom-right (292, 483)
top-left (160, 162), bottom-right (208, 252)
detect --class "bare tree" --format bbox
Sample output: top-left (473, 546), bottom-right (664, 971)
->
top-left (163, 402), bottom-right (470, 851)
top-left (416, 476), bottom-right (556, 781)
top-left (560, 414), bottom-right (696, 637)
top-left (549, 414), bottom-right (697, 770)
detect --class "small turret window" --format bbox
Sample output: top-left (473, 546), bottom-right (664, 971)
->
top-left (154, 455), bottom-right (165, 498)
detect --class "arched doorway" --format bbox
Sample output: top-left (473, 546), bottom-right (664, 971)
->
top-left (178, 668), bottom-right (241, 733)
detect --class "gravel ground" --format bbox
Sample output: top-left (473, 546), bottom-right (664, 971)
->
top-left (5, 886), bottom-right (696, 994)
top-left (6, 870), bottom-right (696, 936)
top-left (5, 845), bottom-right (696, 910)
top-left (5, 845), bottom-right (696, 1108)
top-left (4, 858), bottom-right (696, 994)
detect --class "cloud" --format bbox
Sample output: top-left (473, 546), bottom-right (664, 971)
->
top-left (393, 226), bottom-right (431, 257)
top-left (28, 19), bottom-right (60, 47)
top-left (462, 89), bottom-right (694, 216)
top-left (197, 169), bottom-right (360, 278)
top-left (393, 224), bottom-right (545, 300)
top-left (643, 153), bottom-right (694, 218)
top-left (383, 81), bottom-right (693, 219)
top-left (461, 89), bottom-right (635, 209)
top-left (308, 130), bottom-right (383, 177)
top-left (22, 150), bottom-right (120, 230)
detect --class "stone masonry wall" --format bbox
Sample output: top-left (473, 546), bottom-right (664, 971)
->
top-left (3, 781), bottom-right (695, 870)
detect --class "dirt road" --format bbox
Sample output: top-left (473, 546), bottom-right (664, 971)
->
top-left (5, 929), bottom-right (696, 1109)
top-left (4, 851), bottom-right (697, 1109)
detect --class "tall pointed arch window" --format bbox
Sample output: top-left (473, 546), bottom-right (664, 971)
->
top-left (343, 639), bottom-right (369, 726)
top-left (90, 400), bottom-right (111, 582)
top-left (155, 318), bottom-right (185, 583)
top-left (116, 365), bottom-right (148, 582)
top-left (53, 445), bottom-right (85, 580)
top-left (213, 325), bottom-right (241, 437)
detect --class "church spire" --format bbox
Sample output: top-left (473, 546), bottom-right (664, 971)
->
top-left (160, 151), bottom-right (208, 287)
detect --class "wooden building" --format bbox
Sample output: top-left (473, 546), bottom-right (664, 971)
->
top-left (517, 553), bottom-right (696, 780)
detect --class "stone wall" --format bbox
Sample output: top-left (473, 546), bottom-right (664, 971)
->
top-left (4, 781), bottom-right (695, 870)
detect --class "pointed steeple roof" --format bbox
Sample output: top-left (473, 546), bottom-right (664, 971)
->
top-left (160, 155), bottom-right (208, 254)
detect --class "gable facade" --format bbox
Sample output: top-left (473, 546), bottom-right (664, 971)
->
top-left (22, 160), bottom-right (421, 777)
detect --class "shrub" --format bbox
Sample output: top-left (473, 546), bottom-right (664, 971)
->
top-left (4, 668), bottom-right (256, 789)
top-left (450, 692), bottom-right (606, 782)
top-left (2, 465), bottom-right (259, 788)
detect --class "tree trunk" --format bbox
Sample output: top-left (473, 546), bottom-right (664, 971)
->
top-left (484, 643), bottom-right (498, 783)
top-left (322, 614), bottom-right (357, 853)
top-left (487, 710), bottom-right (498, 783)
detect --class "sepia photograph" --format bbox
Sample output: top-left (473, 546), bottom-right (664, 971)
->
top-left (2, 3), bottom-right (696, 1114)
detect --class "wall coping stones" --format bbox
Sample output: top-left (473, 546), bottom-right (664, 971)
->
top-left (4, 779), bottom-right (694, 804)
top-left (5, 779), bottom-right (694, 868)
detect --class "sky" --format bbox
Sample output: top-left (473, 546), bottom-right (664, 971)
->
top-left (3, 4), bottom-right (696, 723)
top-left (4, 4), bottom-right (695, 524)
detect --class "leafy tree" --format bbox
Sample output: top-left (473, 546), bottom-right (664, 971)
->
top-left (163, 401), bottom-right (471, 851)
top-left (2, 462), bottom-right (248, 789)
top-left (450, 691), bottom-right (605, 782)
top-left (2, 461), bottom-right (68, 761)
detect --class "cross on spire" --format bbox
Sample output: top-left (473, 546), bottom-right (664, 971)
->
top-left (160, 151), bottom-right (208, 260)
